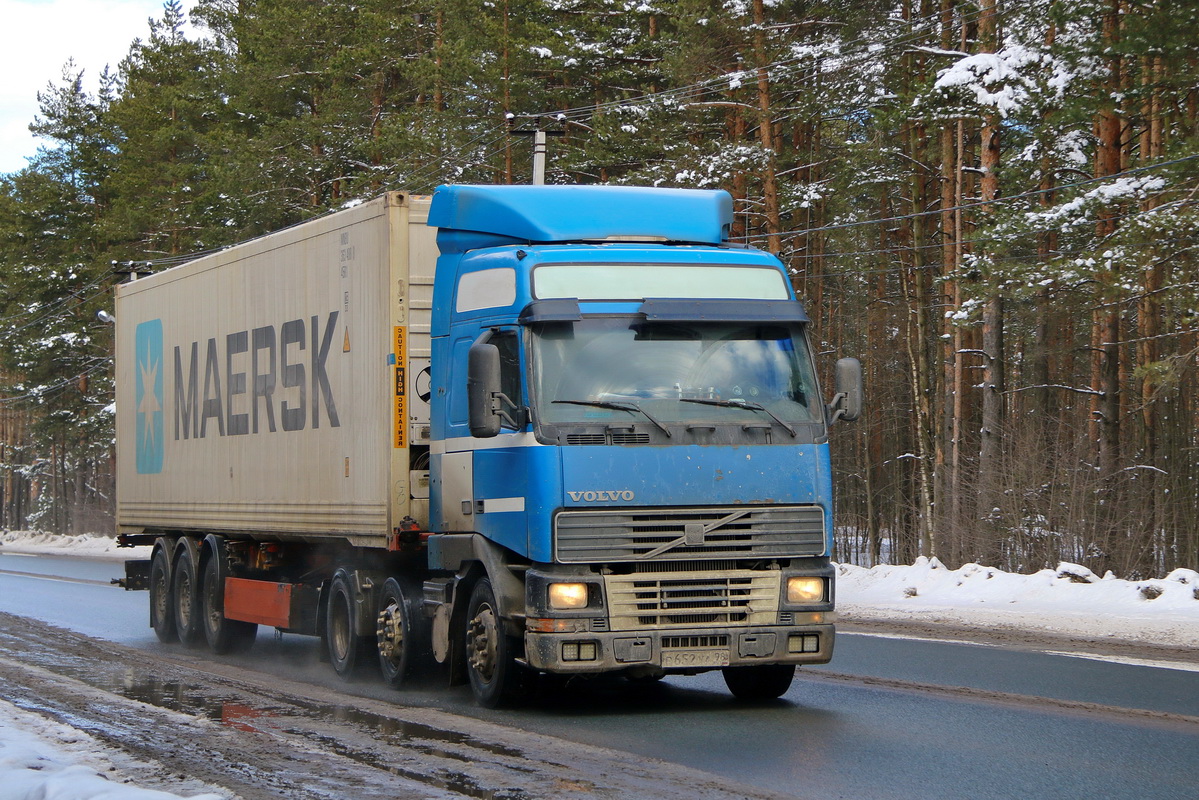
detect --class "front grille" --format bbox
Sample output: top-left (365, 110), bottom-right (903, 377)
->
top-left (605, 570), bottom-right (780, 630)
top-left (555, 505), bottom-right (825, 563)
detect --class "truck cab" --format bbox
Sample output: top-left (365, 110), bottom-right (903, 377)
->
top-left (423, 185), bottom-right (860, 705)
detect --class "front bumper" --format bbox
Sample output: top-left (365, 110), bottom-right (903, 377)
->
top-left (524, 622), bottom-right (835, 674)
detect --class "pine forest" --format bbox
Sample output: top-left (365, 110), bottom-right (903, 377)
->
top-left (0, 0), bottom-right (1197, 578)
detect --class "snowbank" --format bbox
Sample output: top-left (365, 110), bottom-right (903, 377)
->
top-left (0, 530), bottom-right (151, 560)
top-left (837, 557), bottom-right (1199, 648)
top-left (0, 698), bottom-right (223, 800)
top-left (6, 530), bottom-right (1195, 647)
top-left (2, 533), bottom-right (196, 798)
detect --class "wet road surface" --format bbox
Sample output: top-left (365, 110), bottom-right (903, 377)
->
top-left (2, 551), bottom-right (1197, 799)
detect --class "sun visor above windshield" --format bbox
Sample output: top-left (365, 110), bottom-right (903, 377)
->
top-left (519, 298), bottom-right (583, 324)
top-left (429, 184), bottom-right (734, 253)
top-left (639, 298), bottom-right (809, 323)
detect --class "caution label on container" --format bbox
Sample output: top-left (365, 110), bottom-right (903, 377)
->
top-left (393, 326), bottom-right (407, 448)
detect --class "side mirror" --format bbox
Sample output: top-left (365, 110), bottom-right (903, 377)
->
top-left (467, 342), bottom-right (502, 438)
top-left (828, 357), bottom-right (862, 423)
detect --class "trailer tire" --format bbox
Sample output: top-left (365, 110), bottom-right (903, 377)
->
top-left (722, 664), bottom-right (795, 702)
top-left (149, 544), bottom-right (177, 644)
top-left (464, 577), bottom-right (525, 708)
top-left (202, 556), bottom-right (257, 655)
top-left (376, 577), bottom-right (432, 687)
top-left (327, 569), bottom-right (371, 678)
top-left (172, 539), bottom-right (205, 647)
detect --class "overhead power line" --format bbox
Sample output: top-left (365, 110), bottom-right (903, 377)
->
top-left (737, 154), bottom-right (1199, 246)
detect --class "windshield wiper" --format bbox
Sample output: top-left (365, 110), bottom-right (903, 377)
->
top-left (552, 399), bottom-right (672, 438)
top-left (679, 397), bottom-right (796, 437)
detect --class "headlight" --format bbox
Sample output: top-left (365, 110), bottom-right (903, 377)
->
top-left (787, 577), bottom-right (824, 604)
top-left (548, 582), bottom-right (589, 610)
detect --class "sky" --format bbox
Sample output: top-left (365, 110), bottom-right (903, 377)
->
top-left (0, 0), bottom-right (198, 175)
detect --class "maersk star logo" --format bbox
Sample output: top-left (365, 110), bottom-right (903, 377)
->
top-left (135, 319), bottom-right (164, 474)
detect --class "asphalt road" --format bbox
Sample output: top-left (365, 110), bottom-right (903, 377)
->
top-left (2, 551), bottom-right (1197, 799)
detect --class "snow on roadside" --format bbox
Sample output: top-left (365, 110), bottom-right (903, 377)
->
top-left (837, 557), bottom-right (1199, 648)
top-left (0, 698), bottom-right (225, 800)
top-left (0, 530), bottom-right (151, 561)
top-left (5, 529), bottom-right (1194, 648)
top-left (2, 531), bottom-right (214, 799)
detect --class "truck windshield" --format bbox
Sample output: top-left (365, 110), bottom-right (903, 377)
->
top-left (530, 317), bottom-right (821, 427)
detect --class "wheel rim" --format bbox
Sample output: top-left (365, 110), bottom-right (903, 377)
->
top-left (467, 603), bottom-right (498, 683)
top-left (377, 600), bottom-right (404, 668)
top-left (152, 565), bottom-right (169, 623)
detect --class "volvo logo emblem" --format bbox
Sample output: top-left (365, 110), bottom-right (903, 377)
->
top-left (567, 490), bottom-right (635, 502)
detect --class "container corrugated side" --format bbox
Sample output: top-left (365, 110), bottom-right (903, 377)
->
top-left (116, 193), bottom-right (434, 547)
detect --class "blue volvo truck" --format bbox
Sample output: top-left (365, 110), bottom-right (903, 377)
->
top-left (116, 184), bottom-right (861, 707)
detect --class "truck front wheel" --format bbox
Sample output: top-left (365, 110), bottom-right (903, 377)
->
top-left (464, 578), bottom-right (523, 708)
top-left (722, 664), bottom-right (796, 701)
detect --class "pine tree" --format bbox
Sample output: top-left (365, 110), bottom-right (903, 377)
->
top-left (0, 66), bottom-right (118, 532)
top-left (104, 0), bottom-right (236, 255)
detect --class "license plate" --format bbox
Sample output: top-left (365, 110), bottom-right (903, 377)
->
top-left (662, 649), bottom-right (730, 668)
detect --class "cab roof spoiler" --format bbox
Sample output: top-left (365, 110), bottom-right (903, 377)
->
top-left (429, 184), bottom-right (734, 254)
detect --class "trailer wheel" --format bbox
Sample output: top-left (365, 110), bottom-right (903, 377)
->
top-left (376, 577), bottom-right (431, 687)
top-left (172, 539), bottom-right (205, 646)
top-left (722, 664), bottom-right (795, 702)
top-left (201, 556), bottom-right (257, 655)
top-left (327, 569), bottom-right (371, 677)
top-left (149, 544), bottom-right (177, 644)
top-left (464, 578), bottom-right (524, 708)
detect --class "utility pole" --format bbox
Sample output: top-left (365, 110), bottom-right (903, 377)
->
top-left (532, 129), bottom-right (548, 185)
top-left (508, 116), bottom-right (565, 185)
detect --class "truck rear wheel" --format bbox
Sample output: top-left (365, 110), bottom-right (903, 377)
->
top-left (376, 577), bottom-right (430, 687)
top-left (327, 569), bottom-right (371, 677)
top-left (464, 577), bottom-right (524, 708)
top-left (722, 664), bottom-right (796, 701)
top-left (202, 556), bottom-right (257, 655)
top-left (149, 544), bottom-right (177, 644)
top-left (172, 539), bottom-right (205, 646)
